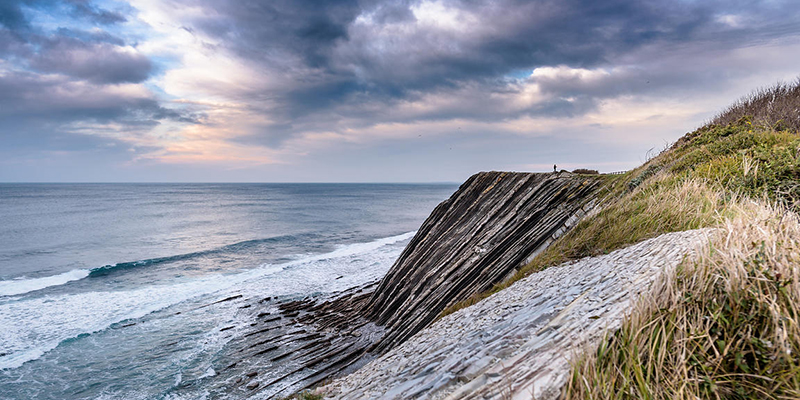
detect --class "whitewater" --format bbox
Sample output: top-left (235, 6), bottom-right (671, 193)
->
top-left (0, 183), bottom-right (456, 400)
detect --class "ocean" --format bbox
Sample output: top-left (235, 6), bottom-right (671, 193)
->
top-left (0, 183), bottom-right (457, 400)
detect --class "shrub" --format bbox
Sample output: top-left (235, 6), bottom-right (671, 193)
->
top-left (572, 168), bottom-right (599, 174)
top-left (711, 78), bottom-right (800, 132)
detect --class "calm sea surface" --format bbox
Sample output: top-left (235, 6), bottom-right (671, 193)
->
top-left (0, 183), bottom-right (457, 399)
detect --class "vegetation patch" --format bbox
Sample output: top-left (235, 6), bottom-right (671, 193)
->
top-left (565, 203), bottom-right (800, 399)
top-left (438, 82), bottom-right (800, 397)
top-left (710, 78), bottom-right (800, 132)
top-left (277, 391), bottom-right (323, 400)
top-left (560, 81), bottom-right (800, 399)
top-left (442, 82), bottom-right (800, 352)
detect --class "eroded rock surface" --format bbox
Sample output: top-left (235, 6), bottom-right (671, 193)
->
top-left (322, 229), bottom-right (709, 400)
top-left (207, 171), bottom-right (602, 398)
top-left (364, 171), bottom-right (601, 353)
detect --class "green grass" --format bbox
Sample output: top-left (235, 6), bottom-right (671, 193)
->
top-left (565, 202), bottom-right (800, 399)
top-left (443, 85), bottom-right (800, 400)
top-left (443, 114), bottom-right (800, 319)
top-left (277, 391), bottom-right (323, 400)
top-left (560, 81), bottom-right (800, 399)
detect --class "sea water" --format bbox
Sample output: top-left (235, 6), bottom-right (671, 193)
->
top-left (0, 183), bottom-right (457, 399)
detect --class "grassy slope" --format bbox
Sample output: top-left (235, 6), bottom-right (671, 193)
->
top-left (442, 80), bottom-right (800, 398)
top-left (561, 81), bottom-right (800, 400)
top-left (566, 199), bottom-right (800, 400)
top-left (442, 117), bottom-right (800, 318)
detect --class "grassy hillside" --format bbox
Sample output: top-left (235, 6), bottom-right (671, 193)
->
top-left (560, 82), bottom-right (800, 400)
top-left (443, 79), bottom-right (800, 398)
top-left (444, 80), bottom-right (800, 314)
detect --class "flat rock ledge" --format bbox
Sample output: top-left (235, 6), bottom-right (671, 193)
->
top-left (321, 229), bottom-right (710, 400)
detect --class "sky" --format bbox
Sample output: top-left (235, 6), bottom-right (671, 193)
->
top-left (1, 0), bottom-right (799, 182)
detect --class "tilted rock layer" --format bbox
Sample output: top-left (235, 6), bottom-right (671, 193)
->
top-left (216, 171), bottom-right (602, 398)
top-left (364, 171), bottom-right (601, 353)
top-left (322, 229), bottom-right (709, 400)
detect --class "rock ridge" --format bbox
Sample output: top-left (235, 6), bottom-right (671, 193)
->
top-left (200, 171), bottom-right (603, 398)
top-left (364, 171), bottom-right (601, 353)
top-left (322, 229), bottom-right (710, 400)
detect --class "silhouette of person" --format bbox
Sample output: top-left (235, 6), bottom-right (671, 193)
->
top-left (553, 164), bottom-right (557, 172)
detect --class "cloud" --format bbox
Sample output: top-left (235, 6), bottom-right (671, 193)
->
top-left (3, 0), bottom-right (800, 181)
top-left (30, 35), bottom-right (152, 84)
top-left (150, 0), bottom-right (800, 130)
top-left (0, 0), bottom-right (205, 169)
top-left (68, 0), bottom-right (127, 25)
top-left (0, 1), bottom-right (29, 31)
top-left (0, 1), bottom-right (153, 84)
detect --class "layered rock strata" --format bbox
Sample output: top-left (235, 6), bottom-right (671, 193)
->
top-left (210, 171), bottom-right (602, 398)
top-left (364, 171), bottom-right (601, 353)
top-left (321, 229), bottom-right (709, 400)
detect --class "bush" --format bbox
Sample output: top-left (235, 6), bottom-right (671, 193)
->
top-left (572, 168), bottom-right (599, 174)
top-left (711, 79), bottom-right (800, 132)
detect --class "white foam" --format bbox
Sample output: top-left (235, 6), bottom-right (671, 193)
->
top-left (275, 231), bottom-right (415, 268)
top-left (0, 232), bottom-right (415, 370)
top-left (0, 269), bottom-right (91, 297)
top-left (0, 265), bottom-right (284, 370)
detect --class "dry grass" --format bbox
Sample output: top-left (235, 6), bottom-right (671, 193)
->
top-left (277, 391), bottom-right (323, 400)
top-left (565, 201), bottom-right (800, 399)
top-left (712, 79), bottom-right (800, 132)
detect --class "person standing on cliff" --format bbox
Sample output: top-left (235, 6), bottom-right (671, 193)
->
top-left (553, 164), bottom-right (557, 172)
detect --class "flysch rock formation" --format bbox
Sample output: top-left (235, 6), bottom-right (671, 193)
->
top-left (201, 171), bottom-right (602, 399)
top-left (321, 229), bottom-right (709, 400)
top-left (364, 171), bottom-right (602, 353)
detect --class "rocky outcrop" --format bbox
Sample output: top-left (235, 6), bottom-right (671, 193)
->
top-left (205, 171), bottom-right (603, 399)
top-left (322, 229), bottom-right (709, 400)
top-left (364, 171), bottom-right (601, 353)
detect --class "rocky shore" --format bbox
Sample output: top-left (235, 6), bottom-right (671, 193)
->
top-left (203, 171), bottom-right (603, 399)
top-left (320, 229), bottom-right (709, 399)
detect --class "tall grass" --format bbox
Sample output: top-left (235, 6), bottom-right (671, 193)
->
top-left (442, 82), bottom-right (800, 398)
top-left (712, 79), bottom-right (800, 132)
top-left (561, 82), bottom-right (800, 399)
top-left (565, 201), bottom-right (800, 399)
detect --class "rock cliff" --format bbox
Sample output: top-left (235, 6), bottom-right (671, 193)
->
top-left (364, 171), bottom-right (601, 353)
top-left (206, 171), bottom-right (603, 399)
top-left (322, 229), bottom-right (709, 400)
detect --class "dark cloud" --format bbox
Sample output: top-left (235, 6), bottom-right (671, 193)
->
top-left (179, 0), bottom-right (362, 69)
top-left (55, 27), bottom-right (126, 45)
top-left (0, 71), bottom-right (195, 133)
top-left (171, 0), bottom-right (800, 130)
top-left (0, 1), bottom-right (149, 84)
top-left (1, 0), bottom-right (125, 32)
top-left (370, 0), bottom-right (415, 24)
top-left (68, 0), bottom-right (127, 25)
top-left (0, 0), bottom-right (155, 84)
top-left (0, 1), bottom-right (29, 31)
top-left (30, 35), bottom-right (152, 83)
